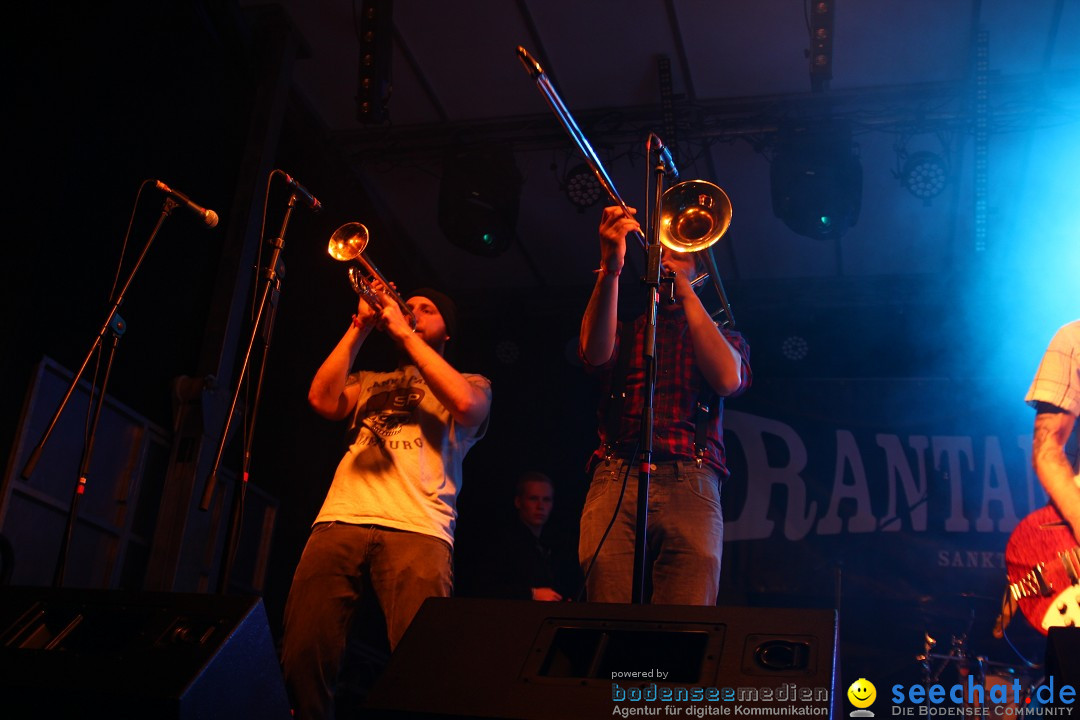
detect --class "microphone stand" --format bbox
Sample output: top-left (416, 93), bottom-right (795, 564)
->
top-left (202, 193), bottom-right (297, 594)
top-left (20, 196), bottom-right (180, 587)
top-left (630, 146), bottom-right (674, 604)
top-left (516, 48), bottom-right (682, 603)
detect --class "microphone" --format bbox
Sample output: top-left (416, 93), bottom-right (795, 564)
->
top-left (281, 172), bottom-right (322, 211)
top-left (655, 138), bottom-right (679, 180)
top-left (154, 180), bottom-right (219, 228)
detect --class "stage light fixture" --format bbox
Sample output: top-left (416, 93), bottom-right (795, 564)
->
top-left (438, 146), bottom-right (522, 257)
top-left (495, 339), bottom-right (520, 365)
top-left (356, 0), bottom-right (392, 124)
top-left (564, 164), bottom-right (603, 211)
top-left (781, 335), bottom-right (809, 362)
top-left (900, 151), bottom-right (948, 203)
top-left (770, 121), bottom-right (862, 241)
top-left (809, 1), bottom-right (835, 93)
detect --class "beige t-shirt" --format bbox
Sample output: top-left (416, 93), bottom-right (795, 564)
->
top-left (1026, 320), bottom-right (1080, 473)
top-left (315, 365), bottom-right (492, 547)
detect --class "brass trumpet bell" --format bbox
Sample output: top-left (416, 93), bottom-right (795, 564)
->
top-left (328, 222), bottom-right (369, 262)
top-left (658, 180), bottom-right (732, 253)
top-left (327, 222), bottom-right (417, 329)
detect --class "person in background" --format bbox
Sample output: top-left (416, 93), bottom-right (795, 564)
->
top-left (465, 471), bottom-right (581, 601)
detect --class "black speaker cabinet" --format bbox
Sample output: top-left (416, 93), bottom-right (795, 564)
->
top-left (365, 598), bottom-right (839, 719)
top-left (0, 586), bottom-right (290, 719)
top-left (1046, 627), bottom-right (1080, 699)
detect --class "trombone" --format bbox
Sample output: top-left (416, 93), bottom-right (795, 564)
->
top-left (659, 178), bottom-right (732, 304)
top-left (327, 222), bottom-right (417, 329)
top-left (517, 46), bottom-right (735, 327)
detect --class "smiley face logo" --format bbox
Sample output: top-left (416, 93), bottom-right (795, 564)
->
top-left (847, 678), bottom-right (876, 709)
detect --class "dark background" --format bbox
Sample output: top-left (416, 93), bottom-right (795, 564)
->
top-left (2, 0), bottom-right (1076, 697)
top-left (1, 0), bottom-right (603, 632)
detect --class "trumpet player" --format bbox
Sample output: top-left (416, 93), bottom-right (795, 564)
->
top-left (578, 205), bottom-right (751, 605)
top-left (280, 281), bottom-right (491, 720)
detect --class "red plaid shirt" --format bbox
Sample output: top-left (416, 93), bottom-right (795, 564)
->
top-left (584, 311), bottom-right (751, 476)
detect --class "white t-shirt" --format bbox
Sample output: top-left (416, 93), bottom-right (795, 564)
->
top-left (1026, 320), bottom-right (1080, 471)
top-left (315, 365), bottom-right (492, 547)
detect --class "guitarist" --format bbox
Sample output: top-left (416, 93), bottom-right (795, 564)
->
top-left (1026, 320), bottom-right (1080, 545)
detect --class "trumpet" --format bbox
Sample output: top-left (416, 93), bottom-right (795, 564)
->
top-left (327, 222), bottom-right (417, 329)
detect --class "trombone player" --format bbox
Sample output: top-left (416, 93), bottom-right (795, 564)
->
top-left (578, 205), bottom-right (751, 605)
top-left (280, 255), bottom-right (492, 720)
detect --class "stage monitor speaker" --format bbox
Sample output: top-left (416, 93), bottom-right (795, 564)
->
top-left (0, 586), bottom-right (290, 719)
top-left (365, 597), bottom-right (839, 719)
top-left (1046, 627), bottom-right (1080, 696)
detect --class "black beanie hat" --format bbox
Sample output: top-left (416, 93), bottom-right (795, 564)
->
top-left (409, 287), bottom-right (458, 343)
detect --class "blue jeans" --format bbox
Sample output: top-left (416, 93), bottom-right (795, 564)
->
top-left (280, 522), bottom-right (453, 720)
top-left (578, 458), bottom-right (724, 605)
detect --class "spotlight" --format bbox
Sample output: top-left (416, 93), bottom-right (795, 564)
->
top-left (495, 339), bottom-right (520, 365)
top-left (809, 1), bottom-right (835, 92)
top-left (356, 0), bottom-right (392, 124)
top-left (438, 146), bottom-right (522, 257)
top-left (770, 121), bottom-right (862, 240)
top-left (564, 164), bottom-right (603, 211)
top-left (781, 335), bottom-right (809, 361)
top-left (900, 151), bottom-right (948, 203)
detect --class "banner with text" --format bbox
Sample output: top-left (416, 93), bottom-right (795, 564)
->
top-left (719, 377), bottom-right (1043, 672)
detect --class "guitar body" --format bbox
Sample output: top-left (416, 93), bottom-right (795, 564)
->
top-left (1005, 504), bottom-right (1080, 634)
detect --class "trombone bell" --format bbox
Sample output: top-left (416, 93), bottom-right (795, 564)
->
top-left (659, 180), bottom-right (732, 253)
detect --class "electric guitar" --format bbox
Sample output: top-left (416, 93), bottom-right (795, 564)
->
top-left (1004, 504), bottom-right (1080, 634)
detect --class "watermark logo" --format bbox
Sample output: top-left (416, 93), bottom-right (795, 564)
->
top-left (608, 674), bottom-right (832, 716)
top-left (889, 675), bottom-right (1075, 716)
top-left (848, 678), bottom-right (877, 717)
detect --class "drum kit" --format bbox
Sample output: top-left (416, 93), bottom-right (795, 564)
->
top-left (919, 634), bottom-right (1033, 711)
top-left (914, 591), bottom-right (1049, 712)
top-left (916, 505), bottom-right (1080, 709)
